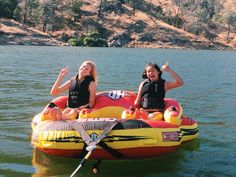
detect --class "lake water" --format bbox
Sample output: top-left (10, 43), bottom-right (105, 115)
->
top-left (0, 46), bottom-right (236, 177)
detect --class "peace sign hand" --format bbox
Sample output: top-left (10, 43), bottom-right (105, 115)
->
top-left (59, 66), bottom-right (69, 78)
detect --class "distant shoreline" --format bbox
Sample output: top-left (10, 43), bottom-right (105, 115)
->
top-left (0, 18), bottom-right (235, 50)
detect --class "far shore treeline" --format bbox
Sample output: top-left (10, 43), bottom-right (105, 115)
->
top-left (0, 0), bottom-right (235, 48)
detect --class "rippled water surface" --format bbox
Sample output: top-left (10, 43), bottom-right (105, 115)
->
top-left (0, 46), bottom-right (236, 177)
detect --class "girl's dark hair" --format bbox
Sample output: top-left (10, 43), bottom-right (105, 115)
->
top-left (142, 63), bottom-right (162, 79)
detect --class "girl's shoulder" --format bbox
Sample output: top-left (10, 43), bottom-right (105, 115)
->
top-left (142, 79), bottom-right (150, 84)
top-left (140, 79), bottom-right (148, 87)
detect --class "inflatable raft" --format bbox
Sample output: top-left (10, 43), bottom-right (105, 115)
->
top-left (31, 90), bottom-right (198, 160)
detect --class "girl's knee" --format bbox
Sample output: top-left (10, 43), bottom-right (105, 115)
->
top-left (148, 112), bottom-right (164, 121)
top-left (65, 109), bottom-right (79, 120)
top-left (50, 107), bottom-right (62, 120)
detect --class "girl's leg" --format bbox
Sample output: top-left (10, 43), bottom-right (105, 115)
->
top-left (63, 108), bottom-right (79, 120)
top-left (50, 107), bottom-right (63, 120)
top-left (148, 112), bottom-right (163, 121)
top-left (62, 108), bottom-right (72, 114)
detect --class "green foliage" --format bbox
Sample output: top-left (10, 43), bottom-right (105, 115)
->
top-left (150, 6), bottom-right (165, 20)
top-left (88, 31), bottom-right (100, 39)
top-left (13, 6), bottom-right (20, 21)
top-left (70, 0), bottom-right (83, 21)
top-left (0, 0), bottom-right (18, 18)
top-left (98, 27), bottom-right (109, 39)
top-left (67, 31), bottom-right (108, 47)
top-left (219, 9), bottom-right (236, 41)
top-left (1, 0), bottom-right (235, 46)
top-left (128, 0), bottom-right (143, 15)
top-left (83, 31), bottom-right (108, 47)
top-left (204, 30), bottom-right (217, 42)
top-left (118, 0), bottom-right (125, 4)
top-left (68, 38), bottom-right (80, 46)
top-left (164, 15), bottom-right (184, 28)
top-left (185, 21), bottom-right (205, 35)
top-left (27, 0), bottom-right (41, 25)
top-left (83, 37), bottom-right (96, 46)
top-left (225, 12), bottom-right (236, 29)
top-left (41, 1), bottom-right (57, 32)
top-left (156, 6), bottom-right (163, 15)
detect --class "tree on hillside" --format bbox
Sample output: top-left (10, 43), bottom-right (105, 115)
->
top-left (97, 0), bottom-right (125, 17)
top-left (97, 0), bottom-right (104, 17)
top-left (39, 0), bottom-right (57, 32)
top-left (14, 0), bottom-right (28, 23)
top-left (197, 0), bottom-right (224, 41)
top-left (171, 0), bottom-right (224, 42)
top-left (172, 0), bottom-right (186, 27)
top-left (13, 0), bottom-right (83, 31)
top-left (127, 0), bottom-right (143, 15)
top-left (219, 6), bottom-right (236, 42)
top-left (165, 0), bottom-right (196, 28)
top-left (223, 12), bottom-right (236, 42)
top-left (14, 0), bottom-right (40, 25)
top-left (15, 0), bottom-right (28, 24)
top-left (69, 0), bottom-right (83, 21)
top-left (0, 0), bottom-right (18, 18)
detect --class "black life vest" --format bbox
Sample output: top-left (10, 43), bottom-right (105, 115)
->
top-left (68, 75), bottom-right (94, 108)
top-left (140, 78), bottom-right (165, 109)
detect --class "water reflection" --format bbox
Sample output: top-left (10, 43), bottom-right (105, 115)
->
top-left (32, 149), bottom-right (74, 177)
top-left (32, 139), bottom-right (199, 177)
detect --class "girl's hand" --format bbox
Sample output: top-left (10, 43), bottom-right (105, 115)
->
top-left (161, 62), bottom-right (170, 72)
top-left (78, 105), bottom-right (89, 110)
top-left (59, 66), bottom-right (69, 78)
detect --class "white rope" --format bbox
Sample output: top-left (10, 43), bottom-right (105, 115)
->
top-left (70, 145), bottom-right (96, 177)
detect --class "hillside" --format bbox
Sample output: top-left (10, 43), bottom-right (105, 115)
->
top-left (0, 0), bottom-right (235, 49)
top-left (0, 18), bottom-right (63, 46)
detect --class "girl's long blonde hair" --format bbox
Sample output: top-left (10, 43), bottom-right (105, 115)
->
top-left (79, 60), bottom-right (97, 85)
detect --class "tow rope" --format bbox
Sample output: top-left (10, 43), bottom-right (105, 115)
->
top-left (69, 119), bottom-right (119, 176)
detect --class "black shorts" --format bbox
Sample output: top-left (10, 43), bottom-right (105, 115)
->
top-left (48, 102), bottom-right (57, 108)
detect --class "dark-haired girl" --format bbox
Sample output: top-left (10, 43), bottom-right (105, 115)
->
top-left (134, 62), bottom-right (183, 119)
